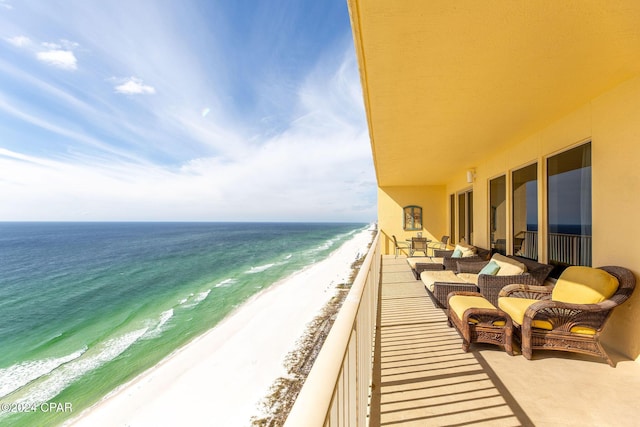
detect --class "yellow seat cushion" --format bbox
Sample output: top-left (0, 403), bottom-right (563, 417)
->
top-left (449, 295), bottom-right (505, 326)
top-left (552, 266), bottom-right (619, 304)
top-left (498, 297), bottom-right (552, 329)
top-left (498, 296), bottom-right (597, 335)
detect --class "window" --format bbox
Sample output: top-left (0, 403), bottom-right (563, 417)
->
top-left (449, 194), bottom-right (456, 243)
top-left (547, 142), bottom-right (592, 277)
top-left (403, 205), bottom-right (422, 231)
top-left (490, 175), bottom-right (507, 255)
top-left (512, 164), bottom-right (538, 260)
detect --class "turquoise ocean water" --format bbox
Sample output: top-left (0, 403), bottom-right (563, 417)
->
top-left (0, 222), bottom-right (368, 426)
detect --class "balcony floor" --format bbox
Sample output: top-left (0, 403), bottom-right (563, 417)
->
top-left (370, 255), bottom-right (640, 426)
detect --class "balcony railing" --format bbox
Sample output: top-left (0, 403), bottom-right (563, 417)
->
top-left (517, 230), bottom-right (592, 266)
top-left (284, 232), bottom-right (381, 427)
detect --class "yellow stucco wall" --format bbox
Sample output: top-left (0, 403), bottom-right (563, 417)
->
top-left (375, 76), bottom-right (640, 358)
top-left (437, 76), bottom-right (640, 359)
top-left (378, 186), bottom-right (447, 256)
top-left (591, 76), bottom-right (640, 360)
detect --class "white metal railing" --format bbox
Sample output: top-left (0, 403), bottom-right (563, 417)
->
top-left (516, 230), bottom-right (538, 259)
top-left (516, 230), bottom-right (592, 266)
top-left (548, 232), bottom-right (592, 266)
top-left (284, 232), bottom-right (381, 427)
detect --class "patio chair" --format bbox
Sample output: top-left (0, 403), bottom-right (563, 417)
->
top-left (427, 235), bottom-right (449, 255)
top-left (392, 235), bottom-right (410, 258)
top-left (433, 245), bottom-right (492, 270)
top-left (410, 237), bottom-right (429, 256)
top-left (407, 255), bottom-right (444, 279)
top-left (410, 245), bottom-right (491, 280)
top-left (458, 254), bottom-right (554, 305)
top-left (421, 253), bottom-right (553, 308)
top-left (498, 265), bottom-right (636, 366)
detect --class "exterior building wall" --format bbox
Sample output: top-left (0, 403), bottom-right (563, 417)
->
top-left (591, 76), bottom-right (640, 360)
top-left (377, 186), bottom-right (447, 255)
top-left (439, 76), bottom-right (640, 359)
top-left (375, 76), bottom-right (640, 358)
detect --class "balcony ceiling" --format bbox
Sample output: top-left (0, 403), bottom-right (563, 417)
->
top-left (348, 1), bottom-right (640, 186)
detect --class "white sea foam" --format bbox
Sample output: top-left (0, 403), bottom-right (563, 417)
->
top-left (214, 278), bottom-right (235, 288)
top-left (284, 254), bottom-right (292, 260)
top-left (8, 328), bottom-right (148, 409)
top-left (180, 288), bottom-right (213, 309)
top-left (0, 347), bottom-right (87, 399)
top-left (246, 263), bottom-right (275, 274)
top-left (193, 289), bottom-right (211, 303)
top-left (144, 309), bottom-right (175, 339)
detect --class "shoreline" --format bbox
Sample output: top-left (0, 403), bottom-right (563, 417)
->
top-left (66, 226), bottom-right (375, 427)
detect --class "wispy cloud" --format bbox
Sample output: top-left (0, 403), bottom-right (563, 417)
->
top-left (113, 77), bottom-right (156, 95)
top-left (5, 35), bottom-right (30, 47)
top-left (0, 0), bottom-right (12, 10)
top-left (0, 0), bottom-right (376, 222)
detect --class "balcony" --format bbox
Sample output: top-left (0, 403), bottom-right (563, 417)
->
top-left (286, 239), bottom-right (640, 426)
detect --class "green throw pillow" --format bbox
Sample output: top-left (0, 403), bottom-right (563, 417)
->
top-left (452, 248), bottom-right (463, 258)
top-left (480, 260), bottom-right (500, 275)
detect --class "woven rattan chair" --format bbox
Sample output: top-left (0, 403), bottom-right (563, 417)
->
top-left (457, 256), bottom-right (553, 306)
top-left (498, 266), bottom-right (636, 366)
top-left (422, 255), bottom-right (552, 308)
top-left (413, 246), bottom-right (491, 280)
top-left (435, 247), bottom-right (492, 271)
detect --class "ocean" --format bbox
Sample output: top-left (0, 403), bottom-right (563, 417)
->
top-left (0, 222), bottom-right (368, 426)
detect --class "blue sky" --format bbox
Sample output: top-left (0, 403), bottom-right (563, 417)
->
top-left (0, 0), bottom-right (376, 222)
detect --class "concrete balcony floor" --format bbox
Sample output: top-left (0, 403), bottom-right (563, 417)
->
top-left (370, 256), bottom-right (640, 427)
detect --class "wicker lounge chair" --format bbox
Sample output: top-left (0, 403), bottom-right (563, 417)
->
top-left (498, 265), bottom-right (636, 366)
top-left (407, 256), bottom-right (444, 279)
top-left (410, 246), bottom-right (491, 279)
top-left (458, 255), bottom-right (553, 306)
top-left (434, 246), bottom-right (492, 271)
top-left (421, 254), bottom-right (553, 308)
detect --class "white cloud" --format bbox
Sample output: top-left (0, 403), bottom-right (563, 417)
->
top-left (0, 47), bottom-right (377, 221)
top-left (0, 4), bottom-right (376, 222)
top-left (114, 77), bottom-right (156, 95)
top-left (41, 40), bottom-right (79, 50)
top-left (36, 49), bottom-right (77, 70)
top-left (0, 0), bottom-right (12, 10)
top-left (5, 35), bottom-right (30, 47)
top-left (4, 35), bottom-right (79, 70)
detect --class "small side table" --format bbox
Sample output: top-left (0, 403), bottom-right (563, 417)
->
top-left (447, 291), bottom-right (514, 356)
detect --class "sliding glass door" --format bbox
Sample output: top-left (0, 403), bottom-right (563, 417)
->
top-left (490, 175), bottom-right (507, 255)
top-left (512, 164), bottom-right (538, 260)
top-left (458, 190), bottom-right (473, 244)
top-left (547, 142), bottom-right (592, 277)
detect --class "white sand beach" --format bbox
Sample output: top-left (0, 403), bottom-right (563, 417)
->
top-left (67, 227), bottom-right (375, 427)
